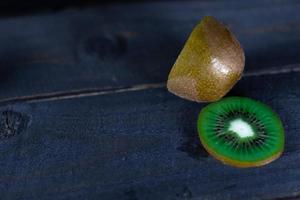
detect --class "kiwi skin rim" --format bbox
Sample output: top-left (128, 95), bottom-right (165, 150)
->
top-left (197, 97), bottom-right (285, 168)
top-left (200, 138), bottom-right (283, 168)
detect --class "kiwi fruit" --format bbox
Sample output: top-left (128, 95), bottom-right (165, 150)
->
top-left (197, 97), bottom-right (284, 168)
top-left (167, 16), bottom-right (245, 102)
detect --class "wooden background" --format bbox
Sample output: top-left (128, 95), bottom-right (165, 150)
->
top-left (0, 0), bottom-right (299, 199)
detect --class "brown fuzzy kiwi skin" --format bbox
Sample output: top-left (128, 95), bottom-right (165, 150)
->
top-left (167, 16), bottom-right (245, 102)
top-left (199, 134), bottom-right (284, 168)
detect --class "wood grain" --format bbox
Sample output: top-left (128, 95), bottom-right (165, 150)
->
top-left (0, 0), bottom-right (299, 100)
top-left (0, 1), bottom-right (300, 199)
top-left (0, 70), bottom-right (299, 199)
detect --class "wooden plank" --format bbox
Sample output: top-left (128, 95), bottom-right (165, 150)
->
top-left (0, 70), bottom-right (299, 199)
top-left (0, 0), bottom-right (299, 100)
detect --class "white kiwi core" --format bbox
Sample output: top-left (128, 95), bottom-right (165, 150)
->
top-left (228, 119), bottom-right (255, 138)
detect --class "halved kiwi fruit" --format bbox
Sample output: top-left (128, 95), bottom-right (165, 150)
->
top-left (167, 16), bottom-right (245, 102)
top-left (197, 97), bottom-right (284, 168)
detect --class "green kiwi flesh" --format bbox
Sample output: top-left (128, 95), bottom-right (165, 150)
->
top-left (197, 97), bottom-right (285, 168)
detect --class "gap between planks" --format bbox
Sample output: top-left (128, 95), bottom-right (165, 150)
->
top-left (1, 63), bottom-right (300, 104)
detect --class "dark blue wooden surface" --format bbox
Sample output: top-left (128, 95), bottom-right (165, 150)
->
top-left (0, 0), bottom-right (300, 199)
top-left (0, 0), bottom-right (299, 101)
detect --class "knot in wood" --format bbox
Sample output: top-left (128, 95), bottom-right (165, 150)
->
top-left (0, 110), bottom-right (28, 139)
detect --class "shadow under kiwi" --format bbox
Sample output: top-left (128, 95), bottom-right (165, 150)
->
top-left (176, 102), bottom-right (209, 160)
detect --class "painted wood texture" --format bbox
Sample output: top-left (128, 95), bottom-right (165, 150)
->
top-left (0, 0), bottom-right (299, 199)
top-left (1, 70), bottom-right (299, 199)
top-left (0, 0), bottom-right (299, 100)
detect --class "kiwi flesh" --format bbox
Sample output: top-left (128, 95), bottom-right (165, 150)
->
top-left (167, 16), bottom-right (245, 102)
top-left (197, 97), bottom-right (284, 168)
